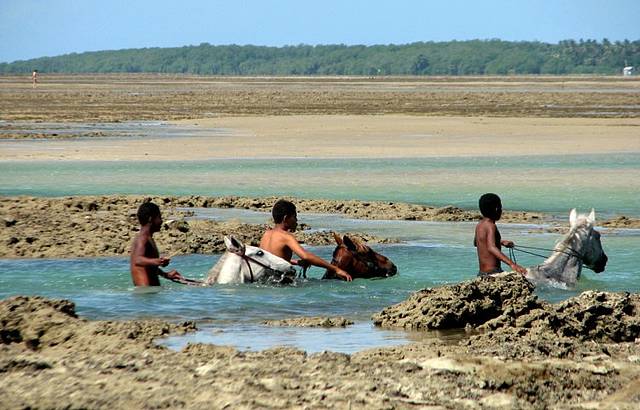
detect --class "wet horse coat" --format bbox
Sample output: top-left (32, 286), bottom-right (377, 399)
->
top-left (524, 209), bottom-right (608, 286)
top-left (325, 233), bottom-right (397, 280)
top-left (205, 236), bottom-right (297, 285)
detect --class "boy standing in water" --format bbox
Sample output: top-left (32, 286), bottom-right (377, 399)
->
top-left (260, 199), bottom-right (353, 281)
top-left (130, 202), bottom-right (185, 286)
top-left (474, 193), bottom-right (527, 276)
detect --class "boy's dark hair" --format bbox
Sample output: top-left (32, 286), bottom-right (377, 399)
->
top-left (479, 193), bottom-right (502, 219)
top-left (272, 199), bottom-right (296, 223)
top-left (137, 202), bottom-right (160, 225)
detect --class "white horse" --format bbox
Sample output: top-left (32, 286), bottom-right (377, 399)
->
top-left (204, 236), bottom-right (297, 285)
top-left (523, 209), bottom-right (608, 286)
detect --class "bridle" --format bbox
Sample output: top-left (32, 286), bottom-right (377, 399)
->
top-left (228, 247), bottom-right (278, 283)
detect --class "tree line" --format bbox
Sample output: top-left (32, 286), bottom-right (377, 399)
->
top-left (1, 39), bottom-right (638, 75)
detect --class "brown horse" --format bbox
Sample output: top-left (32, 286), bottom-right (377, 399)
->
top-left (324, 233), bottom-right (398, 280)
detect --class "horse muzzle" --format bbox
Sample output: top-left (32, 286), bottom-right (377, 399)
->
top-left (591, 254), bottom-right (608, 273)
top-left (384, 264), bottom-right (398, 277)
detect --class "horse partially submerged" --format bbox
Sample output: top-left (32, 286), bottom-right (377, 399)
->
top-left (325, 233), bottom-right (397, 280)
top-left (204, 236), bottom-right (297, 285)
top-left (524, 209), bottom-right (607, 286)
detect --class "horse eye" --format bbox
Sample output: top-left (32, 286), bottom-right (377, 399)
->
top-left (257, 250), bottom-right (264, 256)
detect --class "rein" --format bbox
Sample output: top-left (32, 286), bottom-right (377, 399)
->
top-left (228, 248), bottom-right (271, 283)
top-left (511, 244), bottom-right (582, 260)
top-left (509, 231), bottom-right (589, 265)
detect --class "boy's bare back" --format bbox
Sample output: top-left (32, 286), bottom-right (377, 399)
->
top-left (259, 228), bottom-right (295, 261)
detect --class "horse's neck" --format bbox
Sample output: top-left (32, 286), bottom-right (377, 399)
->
top-left (534, 229), bottom-right (584, 283)
top-left (205, 252), bottom-right (247, 284)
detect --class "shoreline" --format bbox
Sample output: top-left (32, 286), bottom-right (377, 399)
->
top-left (2, 274), bottom-right (640, 408)
top-left (1, 194), bottom-right (638, 259)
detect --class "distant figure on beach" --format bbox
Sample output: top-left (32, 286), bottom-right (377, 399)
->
top-left (260, 199), bottom-right (353, 281)
top-left (31, 70), bottom-right (38, 88)
top-left (130, 202), bottom-right (185, 286)
top-left (474, 193), bottom-right (527, 276)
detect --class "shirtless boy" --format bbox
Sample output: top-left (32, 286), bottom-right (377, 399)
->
top-left (260, 199), bottom-right (353, 281)
top-left (474, 193), bottom-right (527, 276)
top-left (130, 202), bottom-right (185, 286)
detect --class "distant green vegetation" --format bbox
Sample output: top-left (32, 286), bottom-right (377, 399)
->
top-left (1, 39), bottom-right (638, 75)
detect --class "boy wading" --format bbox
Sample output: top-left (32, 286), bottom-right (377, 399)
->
top-left (474, 193), bottom-right (527, 276)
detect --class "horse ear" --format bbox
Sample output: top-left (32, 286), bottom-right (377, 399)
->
top-left (351, 236), bottom-right (367, 252)
top-left (343, 235), bottom-right (357, 251)
top-left (224, 235), bottom-right (244, 252)
top-left (333, 232), bottom-right (343, 245)
top-left (569, 209), bottom-right (577, 226)
top-left (588, 208), bottom-right (596, 223)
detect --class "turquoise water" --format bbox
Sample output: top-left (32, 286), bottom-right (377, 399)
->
top-left (1, 153), bottom-right (639, 216)
top-left (1, 210), bottom-right (638, 352)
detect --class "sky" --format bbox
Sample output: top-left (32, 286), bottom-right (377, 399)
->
top-left (1, 0), bottom-right (639, 63)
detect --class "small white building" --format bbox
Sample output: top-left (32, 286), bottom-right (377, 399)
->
top-left (623, 66), bottom-right (634, 76)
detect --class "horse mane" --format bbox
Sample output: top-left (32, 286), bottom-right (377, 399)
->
top-left (547, 216), bottom-right (591, 264)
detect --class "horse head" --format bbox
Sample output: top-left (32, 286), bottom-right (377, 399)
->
top-left (527, 209), bottom-right (607, 286)
top-left (205, 236), bottom-right (297, 285)
top-left (569, 208), bottom-right (607, 273)
top-left (326, 233), bottom-right (397, 279)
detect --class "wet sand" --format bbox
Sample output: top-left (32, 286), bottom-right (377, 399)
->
top-left (1, 115), bottom-right (639, 161)
top-left (2, 74), bottom-right (640, 122)
top-left (1, 74), bottom-right (639, 160)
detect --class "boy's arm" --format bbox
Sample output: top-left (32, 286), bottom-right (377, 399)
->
top-left (486, 225), bottom-right (527, 274)
top-left (285, 235), bottom-right (352, 281)
top-left (131, 235), bottom-right (169, 267)
top-left (158, 269), bottom-right (184, 281)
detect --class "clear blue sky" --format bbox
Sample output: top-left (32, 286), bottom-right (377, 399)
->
top-left (1, 0), bottom-right (639, 63)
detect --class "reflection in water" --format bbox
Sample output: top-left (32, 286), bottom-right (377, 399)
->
top-left (160, 322), bottom-right (468, 354)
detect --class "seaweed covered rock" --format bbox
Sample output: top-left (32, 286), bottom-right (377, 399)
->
top-left (372, 273), bottom-right (640, 361)
top-left (0, 296), bottom-right (196, 352)
top-left (0, 296), bottom-right (81, 350)
top-left (372, 274), bottom-right (539, 330)
top-left (467, 291), bottom-right (640, 359)
top-left (523, 291), bottom-right (640, 342)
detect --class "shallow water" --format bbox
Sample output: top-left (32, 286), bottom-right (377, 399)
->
top-left (1, 153), bottom-right (639, 217)
top-left (1, 211), bottom-right (638, 352)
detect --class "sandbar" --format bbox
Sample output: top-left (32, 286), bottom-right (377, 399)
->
top-left (1, 115), bottom-right (639, 161)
